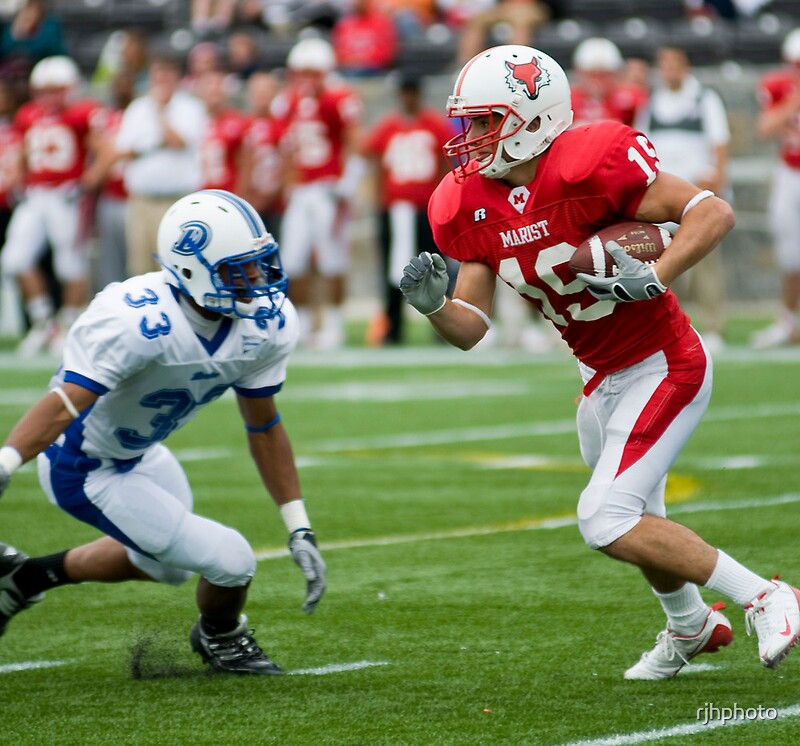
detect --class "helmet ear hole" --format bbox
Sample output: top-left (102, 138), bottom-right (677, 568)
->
top-left (182, 268), bottom-right (192, 279)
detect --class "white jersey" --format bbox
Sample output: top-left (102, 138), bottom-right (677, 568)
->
top-left (50, 271), bottom-right (298, 461)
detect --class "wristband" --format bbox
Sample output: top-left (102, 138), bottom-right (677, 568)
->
top-left (681, 190), bottom-right (714, 220)
top-left (0, 445), bottom-right (23, 474)
top-left (52, 386), bottom-right (80, 419)
top-left (423, 296), bottom-right (447, 316)
top-left (280, 499), bottom-right (311, 533)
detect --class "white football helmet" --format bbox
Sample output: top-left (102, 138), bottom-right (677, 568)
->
top-left (286, 37), bottom-right (336, 73)
top-left (445, 45), bottom-right (573, 180)
top-left (573, 38), bottom-right (623, 73)
top-left (30, 55), bottom-right (80, 89)
top-left (782, 28), bottom-right (800, 63)
top-left (157, 190), bottom-right (288, 324)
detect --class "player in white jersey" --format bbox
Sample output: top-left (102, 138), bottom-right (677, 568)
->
top-left (0, 190), bottom-right (326, 675)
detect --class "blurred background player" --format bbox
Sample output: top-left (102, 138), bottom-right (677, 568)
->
top-left (636, 46), bottom-right (731, 354)
top-left (571, 37), bottom-right (648, 128)
top-left (752, 27), bottom-right (800, 348)
top-left (0, 55), bottom-right (98, 357)
top-left (361, 72), bottom-right (453, 345)
top-left (114, 54), bottom-right (208, 277)
top-left (277, 36), bottom-right (365, 349)
top-left (197, 68), bottom-right (251, 192)
top-left (237, 70), bottom-right (286, 242)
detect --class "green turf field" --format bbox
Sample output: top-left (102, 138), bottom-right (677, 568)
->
top-left (1, 324), bottom-right (799, 745)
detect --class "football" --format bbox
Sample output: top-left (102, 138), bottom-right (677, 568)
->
top-left (569, 222), bottom-right (672, 278)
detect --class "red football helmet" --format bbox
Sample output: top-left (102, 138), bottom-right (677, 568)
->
top-left (444, 45), bottom-right (573, 180)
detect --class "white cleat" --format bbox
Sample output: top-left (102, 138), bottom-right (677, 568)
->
top-left (745, 578), bottom-right (800, 669)
top-left (751, 321), bottom-right (798, 350)
top-left (16, 322), bottom-right (58, 359)
top-left (624, 602), bottom-right (733, 680)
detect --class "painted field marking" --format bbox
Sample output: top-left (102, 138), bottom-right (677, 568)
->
top-left (0, 660), bottom-right (69, 674)
top-left (557, 703), bottom-right (800, 746)
top-left (288, 660), bottom-right (390, 676)
top-left (255, 492), bottom-right (800, 561)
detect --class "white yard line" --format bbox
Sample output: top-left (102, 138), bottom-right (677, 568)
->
top-left (0, 660), bottom-right (70, 674)
top-left (556, 704), bottom-right (800, 746)
top-left (255, 493), bottom-right (800, 561)
top-left (288, 660), bottom-right (390, 676)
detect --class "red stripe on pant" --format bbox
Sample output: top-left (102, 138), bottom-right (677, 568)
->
top-left (615, 328), bottom-right (708, 478)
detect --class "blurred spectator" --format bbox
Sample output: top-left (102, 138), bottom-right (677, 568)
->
top-left (570, 37), bottom-right (648, 127)
top-left (183, 41), bottom-right (224, 95)
top-left (0, 56), bottom-right (99, 357)
top-left (239, 1), bottom-right (346, 35)
top-left (191, 0), bottom-right (239, 37)
top-left (0, 0), bottom-right (66, 68)
top-left (197, 69), bottom-right (251, 192)
top-left (91, 28), bottom-right (150, 98)
top-left (0, 78), bottom-right (23, 338)
top-left (276, 36), bottom-right (365, 349)
top-left (332, 0), bottom-right (398, 77)
top-left (115, 54), bottom-right (208, 276)
top-left (751, 28), bottom-right (800, 349)
top-left (636, 46), bottom-right (731, 354)
top-left (226, 28), bottom-right (260, 88)
top-left (382, 0), bottom-right (437, 38)
top-left (448, 1), bottom-right (552, 65)
top-left (82, 70), bottom-right (137, 293)
top-left (361, 73), bottom-right (453, 345)
top-left (237, 71), bottom-right (285, 240)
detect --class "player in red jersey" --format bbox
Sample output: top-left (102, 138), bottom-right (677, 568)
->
top-left (362, 73), bottom-right (453, 344)
top-left (197, 69), bottom-right (252, 193)
top-left (0, 56), bottom-right (99, 357)
top-left (236, 71), bottom-right (285, 240)
top-left (401, 45), bottom-right (800, 679)
top-left (570, 37), bottom-right (648, 127)
top-left (276, 37), bottom-right (366, 349)
top-left (751, 28), bottom-right (800, 348)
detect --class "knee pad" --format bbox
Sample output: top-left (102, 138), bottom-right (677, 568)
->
top-left (577, 482), bottom-right (642, 550)
top-left (127, 549), bottom-right (193, 586)
top-left (158, 514), bottom-right (255, 588)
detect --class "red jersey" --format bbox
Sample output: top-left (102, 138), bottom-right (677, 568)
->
top-left (279, 86), bottom-right (363, 183)
top-left (89, 106), bottom-right (126, 199)
top-left (571, 83), bottom-right (648, 127)
top-left (200, 109), bottom-right (252, 192)
top-left (758, 69), bottom-right (800, 169)
top-left (14, 99), bottom-right (98, 187)
top-left (242, 115), bottom-right (284, 212)
top-left (428, 121), bottom-right (689, 373)
top-left (332, 10), bottom-right (398, 72)
top-left (364, 109), bottom-right (453, 208)
top-left (0, 118), bottom-right (22, 209)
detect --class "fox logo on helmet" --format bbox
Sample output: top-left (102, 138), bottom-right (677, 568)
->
top-left (505, 56), bottom-right (550, 100)
top-left (173, 221), bottom-right (211, 256)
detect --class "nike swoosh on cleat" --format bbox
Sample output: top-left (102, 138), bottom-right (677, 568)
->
top-left (780, 615), bottom-right (793, 636)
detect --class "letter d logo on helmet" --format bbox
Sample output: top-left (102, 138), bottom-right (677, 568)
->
top-left (173, 221), bottom-right (211, 256)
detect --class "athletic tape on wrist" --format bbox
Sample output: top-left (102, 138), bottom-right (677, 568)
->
top-left (681, 190), bottom-right (714, 220)
top-left (52, 386), bottom-right (80, 419)
top-left (0, 445), bottom-right (23, 474)
top-left (423, 296), bottom-right (447, 316)
top-left (280, 499), bottom-right (311, 533)
top-left (452, 298), bottom-right (493, 329)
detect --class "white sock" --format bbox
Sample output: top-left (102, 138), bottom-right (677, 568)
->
top-left (26, 295), bottom-right (54, 326)
top-left (654, 583), bottom-right (710, 634)
top-left (704, 550), bottom-right (773, 607)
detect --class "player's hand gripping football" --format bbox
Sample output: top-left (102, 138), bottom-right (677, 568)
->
top-left (576, 241), bottom-right (667, 302)
top-left (288, 529), bottom-right (327, 614)
top-left (400, 252), bottom-right (449, 315)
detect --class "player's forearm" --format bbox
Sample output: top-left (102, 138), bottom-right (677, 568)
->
top-left (248, 424), bottom-right (304, 506)
top-left (428, 298), bottom-right (492, 350)
top-left (757, 103), bottom-right (798, 139)
top-left (3, 394), bottom-right (78, 463)
top-left (655, 197), bottom-right (735, 286)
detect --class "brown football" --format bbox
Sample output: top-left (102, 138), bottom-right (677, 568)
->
top-left (569, 222), bottom-right (673, 278)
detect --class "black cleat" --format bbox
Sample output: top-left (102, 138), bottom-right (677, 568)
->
top-left (0, 543), bottom-right (44, 638)
top-left (189, 615), bottom-right (284, 675)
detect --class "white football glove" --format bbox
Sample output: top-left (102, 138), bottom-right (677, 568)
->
top-left (399, 252), bottom-right (449, 315)
top-left (576, 240), bottom-right (667, 303)
top-left (0, 464), bottom-right (11, 499)
top-left (288, 530), bottom-right (327, 614)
